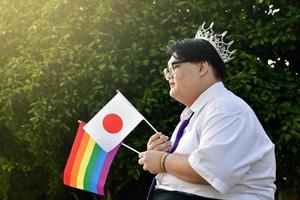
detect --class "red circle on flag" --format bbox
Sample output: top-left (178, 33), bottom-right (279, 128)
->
top-left (102, 113), bottom-right (123, 134)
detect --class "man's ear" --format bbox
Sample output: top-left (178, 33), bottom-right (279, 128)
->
top-left (198, 61), bottom-right (209, 76)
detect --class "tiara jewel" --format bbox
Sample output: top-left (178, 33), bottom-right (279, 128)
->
top-left (195, 22), bottom-right (236, 63)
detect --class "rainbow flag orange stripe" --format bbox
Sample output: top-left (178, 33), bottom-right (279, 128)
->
top-left (64, 121), bottom-right (120, 195)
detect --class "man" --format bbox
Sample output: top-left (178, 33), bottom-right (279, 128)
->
top-left (138, 22), bottom-right (276, 200)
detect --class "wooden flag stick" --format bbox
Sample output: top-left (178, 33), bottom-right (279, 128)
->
top-left (115, 90), bottom-right (158, 133)
top-left (122, 143), bottom-right (140, 154)
top-left (143, 118), bottom-right (158, 133)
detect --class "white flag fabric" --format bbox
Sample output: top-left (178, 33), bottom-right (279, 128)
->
top-left (83, 92), bottom-right (144, 152)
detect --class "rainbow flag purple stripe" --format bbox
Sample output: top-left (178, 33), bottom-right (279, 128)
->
top-left (64, 121), bottom-right (120, 195)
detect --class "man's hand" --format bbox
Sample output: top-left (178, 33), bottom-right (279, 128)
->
top-left (147, 132), bottom-right (172, 151)
top-left (138, 151), bottom-right (209, 185)
top-left (138, 150), bottom-right (165, 174)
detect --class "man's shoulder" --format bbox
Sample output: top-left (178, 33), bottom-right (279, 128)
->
top-left (207, 89), bottom-right (252, 116)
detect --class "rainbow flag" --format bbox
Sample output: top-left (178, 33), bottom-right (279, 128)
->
top-left (64, 121), bottom-right (120, 195)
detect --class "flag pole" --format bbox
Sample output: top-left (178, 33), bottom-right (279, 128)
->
top-left (116, 89), bottom-right (158, 133)
top-left (143, 118), bottom-right (158, 133)
top-left (122, 143), bottom-right (140, 154)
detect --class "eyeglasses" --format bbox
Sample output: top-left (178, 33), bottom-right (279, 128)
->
top-left (163, 60), bottom-right (191, 80)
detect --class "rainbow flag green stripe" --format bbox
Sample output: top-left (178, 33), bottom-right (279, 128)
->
top-left (84, 144), bottom-right (102, 192)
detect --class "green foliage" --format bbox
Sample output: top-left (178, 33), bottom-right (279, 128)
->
top-left (0, 0), bottom-right (299, 199)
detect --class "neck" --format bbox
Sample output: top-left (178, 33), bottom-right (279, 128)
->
top-left (184, 78), bottom-right (220, 107)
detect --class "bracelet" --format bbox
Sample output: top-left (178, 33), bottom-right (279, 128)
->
top-left (160, 153), bottom-right (167, 172)
top-left (160, 153), bottom-right (170, 173)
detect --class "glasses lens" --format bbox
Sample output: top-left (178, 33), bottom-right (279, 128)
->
top-left (169, 64), bottom-right (175, 75)
top-left (163, 68), bottom-right (169, 80)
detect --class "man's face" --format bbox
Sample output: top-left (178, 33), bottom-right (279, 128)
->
top-left (166, 54), bottom-right (200, 103)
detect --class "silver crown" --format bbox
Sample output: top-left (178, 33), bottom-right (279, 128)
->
top-left (195, 22), bottom-right (236, 63)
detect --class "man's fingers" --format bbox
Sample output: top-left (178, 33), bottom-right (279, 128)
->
top-left (154, 141), bottom-right (172, 151)
top-left (160, 135), bottom-right (169, 142)
top-left (138, 158), bottom-right (144, 165)
top-left (147, 133), bottom-right (170, 150)
top-left (138, 153), bottom-right (145, 165)
top-left (147, 132), bottom-right (162, 146)
top-left (148, 138), bottom-right (165, 150)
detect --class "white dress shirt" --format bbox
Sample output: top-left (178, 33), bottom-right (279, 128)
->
top-left (155, 82), bottom-right (276, 200)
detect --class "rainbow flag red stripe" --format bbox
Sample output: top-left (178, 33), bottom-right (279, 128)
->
top-left (64, 121), bottom-right (120, 195)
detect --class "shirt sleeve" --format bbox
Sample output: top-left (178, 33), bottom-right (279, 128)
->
top-left (188, 111), bottom-right (262, 194)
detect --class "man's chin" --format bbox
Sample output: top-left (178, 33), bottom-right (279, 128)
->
top-left (169, 88), bottom-right (177, 98)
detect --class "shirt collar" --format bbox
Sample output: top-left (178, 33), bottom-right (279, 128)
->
top-left (180, 107), bottom-right (194, 120)
top-left (190, 82), bottom-right (225, 113)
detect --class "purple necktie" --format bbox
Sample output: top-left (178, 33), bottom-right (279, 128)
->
top-left (146, 114), bottom-right (193, 200)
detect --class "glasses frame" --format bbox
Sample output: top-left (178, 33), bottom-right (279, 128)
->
top-left (163, 60), bottom-right (192, 80)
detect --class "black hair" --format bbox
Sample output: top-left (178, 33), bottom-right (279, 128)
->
top-left (167, 38), bottom-right (226, 81)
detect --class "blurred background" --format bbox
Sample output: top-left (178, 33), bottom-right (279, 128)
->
top-left (0, 0), bottom-right (299, 199)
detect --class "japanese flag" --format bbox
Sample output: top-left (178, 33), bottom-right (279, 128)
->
top-left (83, 92), bottom-right (144, 152)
